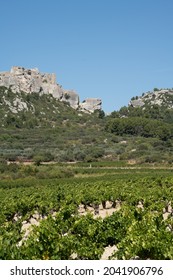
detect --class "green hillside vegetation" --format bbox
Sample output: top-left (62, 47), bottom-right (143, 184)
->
top-left (110, 102), bottom-right (173, 123)
top-left (1, 86), bottom-right (173, 164)
top-left (105, 117), bottom-right (172, 141)
top-left (0, 86), bottom-right (108, 162)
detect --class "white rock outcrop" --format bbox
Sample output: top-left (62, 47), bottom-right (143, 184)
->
top-left (0, 66), bottom-right (102, 112)
top-left (79, 98), bottom-right (102, 113)
top-left (129, 89), bottom-right (173, 109)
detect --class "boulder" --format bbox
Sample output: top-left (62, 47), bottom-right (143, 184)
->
top-left (129, 99), bottom-right (145, 107)
top-left (80, 98), bottom-right (102, 112)
top-left (61, 90), bottom-right (79, 109)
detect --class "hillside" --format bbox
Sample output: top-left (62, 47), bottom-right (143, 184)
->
top-left (129, 88), bottom-right (173, 109)
top-left (0, 66), bottom-right (102, 113)
top-left (110, 88), bottom-right (173, 121)
top-left (1, 70), bottom-right (173, 165)
top-left (0, 85), bottom-right (108, 162)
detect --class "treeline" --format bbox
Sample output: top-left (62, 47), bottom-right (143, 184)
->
top-left (110, 104), bottom-right (173, 123)
top-left (105, 117), bottom-right (172, 141)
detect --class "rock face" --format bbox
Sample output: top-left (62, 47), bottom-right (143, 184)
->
top-left (129, 99), bottom-right (145, 107)
top-left (0, 66), bottom-right (61, 96)
top-left (61, 90), bottom-right (79, 109)
top-left (129, 89), bottom-right (173, 109)
top-left (0, 66), bottom-right (102, 112)
top-left (79, 98), bottom-right (102, 113)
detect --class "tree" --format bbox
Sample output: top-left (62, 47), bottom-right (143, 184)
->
top-left (98, 110), bottom-right (105, 119)
top-left (33, 155), bottom-right (44, 166)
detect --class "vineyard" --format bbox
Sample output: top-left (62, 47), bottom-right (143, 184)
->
top-left (0, 162), bottom-right (173, 260)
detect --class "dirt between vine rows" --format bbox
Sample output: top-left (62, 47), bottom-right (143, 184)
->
top-left (17, 201), bottom-right (173, 259)
top-left (17, 201), bottom-right (120, 259)
top-left (78, 201), bottom-right (120, 218)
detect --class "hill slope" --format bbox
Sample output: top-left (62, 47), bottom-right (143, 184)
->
top-left (0, 85), bottom-right (108, 162)
top-left (1, 80), bottom-right (173, 164)
top-left (129, 88), bottom-right (173, 109)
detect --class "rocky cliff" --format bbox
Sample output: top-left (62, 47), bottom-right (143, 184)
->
top-left (0, 66), bottom-right (102, 113)
top-left (129, 89), bottom-right (173, 109)
top-left (80, 98), bottom-right (102, 112)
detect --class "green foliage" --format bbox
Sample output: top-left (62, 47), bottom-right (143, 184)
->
top-left (64, 93), bottom-right (70, 100)
top-left (1, 85), bottom-right (173, 164)
top-left (94, 109), bottom-right (105, 119)
top-left (106, 117), bottom-right (172, 141)
top-left (0, 167), bottom-right (173, 259)
top-left (113, 209), bottom-right (173, 260)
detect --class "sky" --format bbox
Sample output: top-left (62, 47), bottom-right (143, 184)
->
top-left (0, 0), bottom-right (173, 113)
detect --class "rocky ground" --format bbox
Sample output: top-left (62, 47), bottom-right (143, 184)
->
top-left (15, 200), bottom-right (173, 259)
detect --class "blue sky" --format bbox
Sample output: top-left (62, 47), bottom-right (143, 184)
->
top-left (1, 0), bottom-right (173, 113)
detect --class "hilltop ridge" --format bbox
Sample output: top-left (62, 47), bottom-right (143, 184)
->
top-left (129, 88), bottom-right (173, 109)
top-left (0, 66), bottom-right (102, 113)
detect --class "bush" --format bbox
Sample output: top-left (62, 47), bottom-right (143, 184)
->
top-left (105, 117), bottom-right (172, 141)
top-left (0, 161), bottom-right (7, 173)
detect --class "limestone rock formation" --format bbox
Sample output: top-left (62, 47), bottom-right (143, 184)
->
top-left (129, 89), bottom-right (173, 109)
top-left (79, 98), bottom-right (102, 113)
top-left (129, 99), bottom-right (145, 107)
top-left (0, 66), bottom-right (63, 99)
top-left (61, 90), bottom-right (79, 109)
top-left (0, 66), bottom-right (102, 112)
